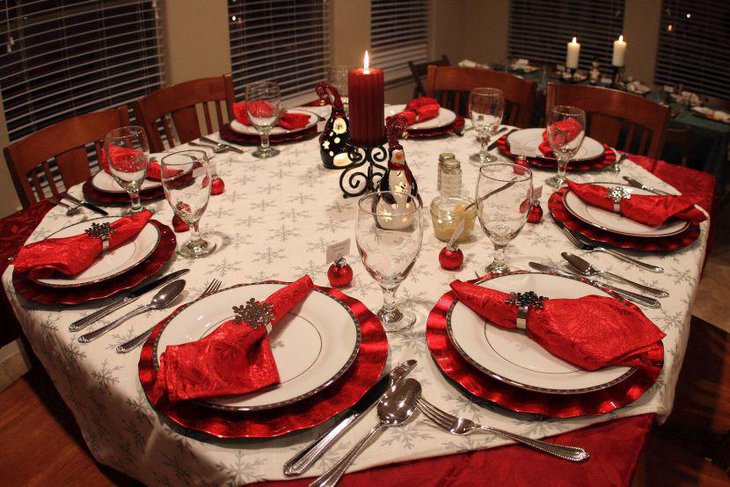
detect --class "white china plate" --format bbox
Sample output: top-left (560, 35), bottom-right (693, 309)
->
top-left (507, 128), bottom-right (604, 161)
top-left (563, 183), bottom-right (690, 238)
top-left (385, 104), bottom-right (457, 130)
top-left (91, 171), bottom-right (161, 194)
top-left (154, 283), bottom-right (362, 411)
top-left (447, 272), bottom-right (635, 394)
top-left (229, 109), bottom-right (318, 136)
top-left (32, 216), bottom-right (160, 288)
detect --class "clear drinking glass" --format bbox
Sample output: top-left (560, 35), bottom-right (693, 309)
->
top-left (161, 150), bottom-right (216, 258)
top-left (544, 105), bottom-right (587, 189)
top-left (469, 88), bottom-right (505, 164)
top-left (355, 191), bottom-right (423, 332)
top-left (475, 163), bottom-right (533, 273)
top-left (104, 126), bottom-right (150, 214)
top-left (328, 65), bottom-right (349, 111)
top-left (245, 80), bottom-right (281, 159)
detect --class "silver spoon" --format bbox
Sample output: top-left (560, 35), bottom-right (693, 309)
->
top-left (188, 141), bottom-right (227, 153)
top-left (78, 280), bottom-right (186, 343)
top-left (311, 378), bottom-right (421, 487)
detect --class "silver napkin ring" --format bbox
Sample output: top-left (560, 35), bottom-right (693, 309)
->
top-left (606, 185), bottom-right (632, 214)
top-left (84, 222), bottom-right (114, 252)
top-left (505, 291), bottom-right (548, 331)
top-left (233, 298), bottom-right (275, 332)
top-left (516, 306), bottom-right (529, 330)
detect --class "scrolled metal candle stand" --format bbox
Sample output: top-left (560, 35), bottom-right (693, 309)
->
top-left (338, 142), bottom-right (388, 198)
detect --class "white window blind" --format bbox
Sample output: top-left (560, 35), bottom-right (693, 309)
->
top-left (0, 0), bottom-right (164, 143)
top-left (228, 0), bottom-right (329, 103)
top-left (655, 0), bottom-right (730, 100)
top-left (508, 0), bottom-right (625, 70)
top-left (371, 0), bottom-right (429, 82)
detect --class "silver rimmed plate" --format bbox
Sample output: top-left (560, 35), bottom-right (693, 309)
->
top-left (563, 182), bottom-right (690, 238)
top-left (31, 216), bottom-right (160, 288)
top-left (230, 109), bottom-right (318, 136)
top-left (384, 104), bottom-right (457, 130)
top-left (507, 128), bottom-right (604, 161)
top-left (153, 282), bottom-right (362, 411)
top-left (447, 272), bottom-right (636, 394)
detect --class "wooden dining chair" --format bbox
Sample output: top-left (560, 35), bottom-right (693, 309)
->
top-left (3, 106), bottom-right (130, 207)
top-left (546, 84), bottom-right (670, 159)
top-left (425, 65), bottom-right (537, 128)
top-left (408, 55), bottom-right (450, 99)
top-left (133, 74), bottom-right (236, 152)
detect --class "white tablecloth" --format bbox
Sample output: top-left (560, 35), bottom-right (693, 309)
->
top-left (3, 129), bottom-right (709, 485)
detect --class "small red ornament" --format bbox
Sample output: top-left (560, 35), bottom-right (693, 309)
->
top-left (211, 177), bottom-right (225, 195)
top-left (527, 202), bottom-right (543, 223)
top-left (172, 215), bottom-right (189, 232)
top-left (439, 245), bottom-right (464, 270)
top-left (327, 257), bottom-right (353, 287)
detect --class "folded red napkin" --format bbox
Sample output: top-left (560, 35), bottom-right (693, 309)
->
top-left (538, 118), bottom-right (583, 156)
top-left (450, 280), bottom-right (665, 371)
top-left (99, 146), bottom-right (144, 173)
top-left (232, 101), bottom-right (311, 130)
top-left (388, 97), bottom-right (440, 126)
top-left (13, 210), bottom-right (153, 279)
top-left (566, 180), bottom-right (706, 227)
top-left (158, 275), bottom-right (314, 402)
top-left (145, 160), bottom-right (182, 181)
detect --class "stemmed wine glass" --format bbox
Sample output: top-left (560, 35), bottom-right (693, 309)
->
top-left (355, 191), bottom-right (423, 332)
top-left (161, 150), bottom-right (216, 258)
top-left (469, 88), bottom-right (505, 164)
top-left (475, 163), bottom-right (533, 273)
top-left (544, 105), bottom-right (586, 189)
top-left (104, 126), bottom-right (150, 214)
top-left (329, 65), bottom-right (349, 112)
top-left (245, 80), bottom-right (281, 159)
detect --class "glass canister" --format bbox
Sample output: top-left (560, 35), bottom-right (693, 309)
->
top-left (437, 153), bottom-right (462, 197)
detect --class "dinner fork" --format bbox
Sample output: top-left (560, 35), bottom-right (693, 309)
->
top-left (561, 227), bottom-right (664, 273)
top-left (417, 398), bottom-right (589, 462)
top-left (115, 278), bottom-right (222, 353)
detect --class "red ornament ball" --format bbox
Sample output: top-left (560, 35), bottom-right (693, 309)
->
top-left (211, 177), bottom-right (225, 195)
top-left (527, 203), bottom-right (543, 223)
top-left (439, 246), bottom-right (464, 270)
top-left (172, 215), bottom-right (189, 232)
top-left (327, 258), bottom-right (353, 287)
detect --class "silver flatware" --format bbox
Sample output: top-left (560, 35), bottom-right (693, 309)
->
top-left (188, 140), bottom-right (227, 153)
top-left (561, 226), bottom-right (664, 273)
top-left (69, 269), bottom-right (190, 332)
top-left (622, 176), bottom-right (673, 195)
top-left (311, 378), bottom-right (421, 487)
top-left (50, 197), bottom-right (80, 215)
top-left (284, 359), bottom-right (417, 477)
top-left (417, 397), bottom-right (589, 462)
top-left (561, 252), bottom-right (669, 298)
top-left (61, 193), bottom-right (108, 216)
top-left (116, 278), bottom-right (222, 353)
top-left (78, 280), bottom-right (186, 343)
top-left (487, 126), bottom-right (518, 150)
top-left (610, 152), bottom-right (628, 173)
top-left (198, 136), bottom-right (244, 154)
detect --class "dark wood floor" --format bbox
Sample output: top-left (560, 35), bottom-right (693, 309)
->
top-left (1, 317), bottom-right (728, 486)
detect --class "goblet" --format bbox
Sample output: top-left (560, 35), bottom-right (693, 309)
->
top-left (544, 105), bottom-right (586, 189)
top-left (469, 87), bottom-right (505, 164)
top-left (475, 163), bottom-right (533, 273)
top-left (104, 126), bottom-right (149, 214)
top-left (355, 191), bottom-right (423, 332)
top-left (245, 80), bottom-right (281, 159)
top-left (161, 150), bottom-right (216, 258)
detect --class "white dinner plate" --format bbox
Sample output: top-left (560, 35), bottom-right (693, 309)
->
top-left (563, 183), bottom-right (690, 238)
top-left (447, 272), bottom-right (636, 394)
top-left (385, 104), bottom-right (457, 130)
top-left (90, 171), bottom-right (162, 194)
top-left (32, 216), bottom-right (160, 288)
top-left (507, 128), bottom-right (604, 161)
top-left (229, 109), bottom-right (318, 136)
top-left (154, 282), bottom-right (362, 411)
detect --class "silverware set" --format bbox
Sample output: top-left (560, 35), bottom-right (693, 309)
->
top-left (189, 136), bottom-right (244, 154)
top-left (51, 193), bottom-right (108, 216)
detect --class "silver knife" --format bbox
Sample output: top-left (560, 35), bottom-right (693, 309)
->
top-left (282, 359), bottom-right (417, 477)
top-left (199, 136), bottom-right (244, 154)
top-left (61, 193), bottom-right (108, 216)
top-left (560, 253), bottom-right (669, 298)
top-left (68, 268), bottom-right (190, 332)
top-left (622, 176), bottom-right (673, 196)
top-left (487, 127), bottom-right (518, 151)
top-left (527, 262), bottom-right (661, 308)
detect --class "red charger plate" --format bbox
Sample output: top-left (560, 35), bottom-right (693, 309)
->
top-left (497, 135), bottom-right (616, 171)
top-left (83, 180), bottom-right (164, 204)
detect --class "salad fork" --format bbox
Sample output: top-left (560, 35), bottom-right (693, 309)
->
top-left (417, 398), bottom-right (589, 462)
top-left (561, 226), bottom-right (663, 273)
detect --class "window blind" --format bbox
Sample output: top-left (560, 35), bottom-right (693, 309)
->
top-left (655, 0), bottom-right (730, 100)
top-left (508, 0), bottom-right (625, 70)
top-left (228, 0), bottom-right (329, 103)
top-left (0, 0), bottom-right (164, 143)
top-left (371, 0), bottom-right (429, 82)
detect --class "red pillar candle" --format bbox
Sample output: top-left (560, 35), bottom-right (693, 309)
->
top-left (348, 51), bottom-right (385, 146)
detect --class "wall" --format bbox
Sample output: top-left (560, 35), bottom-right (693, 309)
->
top-left (623, 0), bottom-right (662, 83)
top-left (460, 0), bottom-right (510, 65)
top-left (0, 96), bottom-right (21, 218)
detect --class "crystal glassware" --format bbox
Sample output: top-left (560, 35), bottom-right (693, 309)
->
top-left (475, 162), bottom-right (533, 273)
top-left (544, 105), bottom-right (586, 189)
top-left (328, 65), bottom-right (349, 111)
top-left (161, 150), bottom-right (216, 258)
top-left (469, 88), bottom-right (505, 164)
top-left (355, 191), bottom-right (423, 332)
top-left (104, 126), bottom-right (150, 214)
top-left (245, 80), bottom-right (281, 159)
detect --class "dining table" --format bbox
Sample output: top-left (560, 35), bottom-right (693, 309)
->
top-left (0, 110), bottom-right (716, 486)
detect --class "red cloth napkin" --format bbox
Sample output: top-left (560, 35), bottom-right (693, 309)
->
top-left (158, 275), bottom-right (314, 402)
top-left (99, 146), bottom-right (143, 173)
top-left (145, 160), bottom-right (182, 181)
top-left (13, 210), bottom-right (153, 279)
top-left (566, 180), bottom-right (707, 227)
top-left (450, 280), bottom-right (665, 371)
top-left (538, 118), bottom-right (583, 156)
top-left (388, 97), bottom-right (440, 126)
top-left (232, 101), bottom-right (311, 131)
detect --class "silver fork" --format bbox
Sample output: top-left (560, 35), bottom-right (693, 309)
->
top-left (561, 227), bottom-right (663, 273)
top-left (115, 279), bottom-right (222, 353)
top-left (417, 398), bottom-right (589, 462)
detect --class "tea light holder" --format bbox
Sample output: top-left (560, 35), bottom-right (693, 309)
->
top-left (338, 141), bottom-right (388, 198)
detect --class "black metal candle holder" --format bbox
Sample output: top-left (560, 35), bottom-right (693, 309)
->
top-left (338, 142), bottom-right (388, 198)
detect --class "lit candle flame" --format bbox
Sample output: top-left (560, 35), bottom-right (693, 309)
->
top-left (364, 50), bottom-right (370, 73)
top-left (618, 34), bottom-right (624, 42)
top-left (572, 37), bottom-right (577, 43)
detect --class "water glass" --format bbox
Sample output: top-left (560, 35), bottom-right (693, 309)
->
top-left (328, 65), bottom-right (349, 111)
top-left (104, 126), bottom-right (149, 214)
top-left (469, 88), bottom-right (505, 164)
top-left (545, 105), bottom-right (586, 189)
top-left (245, 81), bottom-right (281, 159)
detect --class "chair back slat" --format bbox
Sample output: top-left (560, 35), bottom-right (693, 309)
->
top-left (55, 147), bottom-right (91, 190)
top-left (202, 103), bottom-right (214, 133)
top-left (214, 101), bottom-right (225, 129)
top-left (409, 55), bottom-right (450, 98)
top-left (170, 106), bottom-right (201, 144)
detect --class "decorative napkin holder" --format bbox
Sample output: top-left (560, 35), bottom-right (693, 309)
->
top-left (315, 82), bottom-right (351, 170)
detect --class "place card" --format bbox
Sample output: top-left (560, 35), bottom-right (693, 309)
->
top-left (326, 238), bottom-right (351, 264)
